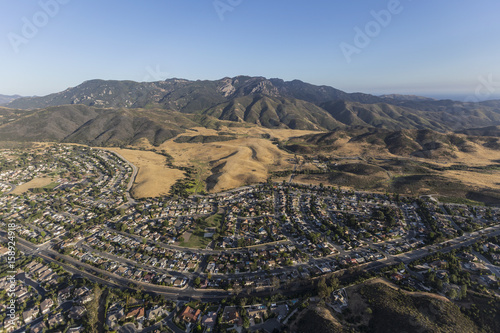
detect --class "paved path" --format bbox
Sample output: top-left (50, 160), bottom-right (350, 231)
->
top-left (109, 150), bottom-right (138, 207)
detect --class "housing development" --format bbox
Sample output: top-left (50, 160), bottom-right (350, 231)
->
top-left (1, 144), bottom-right (499, 333)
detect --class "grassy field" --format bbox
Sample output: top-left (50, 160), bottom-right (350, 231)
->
top-left (179, 232), bottom-right (211, 249)
top-left (178, 213), bottom-right (223, 248)
top-left (204, 213), bottom-right (223, 229)
top-left (186, 161), bottom-right (209, 194)
top-left (158, 127), bottom-right (311, 193)
top-left (43, 182), bottom-right (59, 190)
top-left (105, 148), bottom-right (185, 198)
top-left (99, 126), bottom-right (500, 204)
top-left (437, 196), bottom-right (485, 206)
top-left (11, 177), bottom-right (56, 194)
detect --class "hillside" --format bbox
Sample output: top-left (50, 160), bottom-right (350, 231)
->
top-left (5, 76), bottom-right (500, 133)
top-left (358, 282), bottom-right (481, 333)
top-left (5, 76), bottom-right (380, 110)
top-left (291, 280), bottom-right (489, 333)
top-left (279, 126), bottom-right (500, 204)
top-left (379, 94), bottom-right (437, 102)
top-left (203, 95), bottom-right (344, 130)
top-left (294, 307), bottom-right (345, 333)
top-left (1, 77), bottom-right (500, 200)
top-left (456, 125), bottom-right (500, 137)
top-left (284, 126), bottom-right (500, 159)
top-left (0, 94), bottom-right (22, 105)
top-left (0, 104), bottom-right (229, 146)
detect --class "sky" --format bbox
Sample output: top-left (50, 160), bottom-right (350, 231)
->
top-left (1, 0), bottom-right (500, 101)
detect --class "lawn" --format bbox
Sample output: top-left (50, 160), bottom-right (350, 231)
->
top-left (179, 213), bottom-right (223, 248)
top-left (437, 196), bottom-right (485, 206)
top-left (180, 232), bottom-right (212, 249)
top-left (43, 182), bottom-right (59, 190)
top-left (204, 213), bottom-right (223, 229)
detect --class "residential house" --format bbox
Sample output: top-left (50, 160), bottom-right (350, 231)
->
top-left (201, 311), bottom-right (217, 330)
top-left (126, 307), bottom-right (145, 320)
top-left (22, 307), bottom-right (39, 324)
top-left (147, 306), bottom-right (166, 322)
top-left (223, 307), bottom-right (242, 326)
top-left (48, 312), bottom-right (66, 328)
top-left (178, 306), bottom-right (201, 324)
top-left (40, 298), bottom-right (54, 314)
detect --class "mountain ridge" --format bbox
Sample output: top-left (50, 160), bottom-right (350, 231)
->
top-left (0, 94), bottom-right (23, 105)
top-left (2, 76), bottom-right (500, 146)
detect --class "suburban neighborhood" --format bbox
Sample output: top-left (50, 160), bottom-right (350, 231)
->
top-left (0, 144), bottom-right (499, 333)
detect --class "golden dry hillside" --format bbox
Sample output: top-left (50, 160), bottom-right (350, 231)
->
top-left (105, 147), bottom-right (185, 198)
top-left (100, 125), bottom-right (500, 204)
top-left (105, 126), bottom-right (318, 197)
top-left (158, 127), bottom-right (317, 193)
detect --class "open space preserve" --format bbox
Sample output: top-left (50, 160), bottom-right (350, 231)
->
top-left (104, 147), bottom-right (185, 198)
top-left (105, 127), bottom-right (319, 197)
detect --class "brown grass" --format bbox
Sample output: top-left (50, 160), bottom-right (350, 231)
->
top-left (452, 143), bottom-right (500, 166)
top-left (184, 126), bottom-right (320, 141)
top-left (107, 128), bottom-right (500, 197)
top-left (105, 148), bottom-right (185, 198)
top-left (444, 170), bottom-right (500, 191)
top-left (428, 143), bottom-right (500, 193)
top-left (11, 177), bottom-right (55, 194)
top-left (157, 128), bottom-right (303, 193)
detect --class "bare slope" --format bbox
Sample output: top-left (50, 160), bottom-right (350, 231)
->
top-left (104, 147), bottom-right (185, 198)
top-left (160, 127), bottom-right (302, 193)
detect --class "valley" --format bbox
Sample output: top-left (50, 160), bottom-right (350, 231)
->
top-left (1, 77), bottom-right (500, 333)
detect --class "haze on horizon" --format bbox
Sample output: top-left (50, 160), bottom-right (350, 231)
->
top-left (1, 0), bottom-right (500, 101)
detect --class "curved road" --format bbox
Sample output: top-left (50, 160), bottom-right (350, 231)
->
top-left (4, 223), bottom-right (500, 302)
top-left (108, 150), bottom-right (138, 207)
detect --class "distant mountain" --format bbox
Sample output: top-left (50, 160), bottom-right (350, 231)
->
top-left (6, 77), bottom-right (384, 110)
top-left (380, 94), bottom-right (436, 102)
top-left (3, 76), bottom-right (500, 144)
top-left (0, 94), bottom-right (22, 105)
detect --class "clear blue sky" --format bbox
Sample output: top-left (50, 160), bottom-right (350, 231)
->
top-left (1, 0), bottom-right (500, 100)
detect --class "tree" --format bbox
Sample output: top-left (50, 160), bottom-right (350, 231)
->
top-left (328, 275), bottom-right (339, 291)
top-left (233, 283), bottom-right (242, 295)
top-left (271, 276), bottom-right (280, 290)
top-left (446, 288), bottom-right (458, 299)
top-left (317, 277), bottom-right (331, 302)
top-left (243, 315), bottom-right (250, 329)
top-left (86, 285), bottom-right (102, 333)
top-left (194, 277), bottom-right (201, 288)
top-left (459, 284), bottom-right (467, 299)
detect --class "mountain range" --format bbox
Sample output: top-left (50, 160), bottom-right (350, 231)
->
top-left (1, 76), bottom-right (500, 146)
top-left (0, 94), bottom-right (23, 105)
